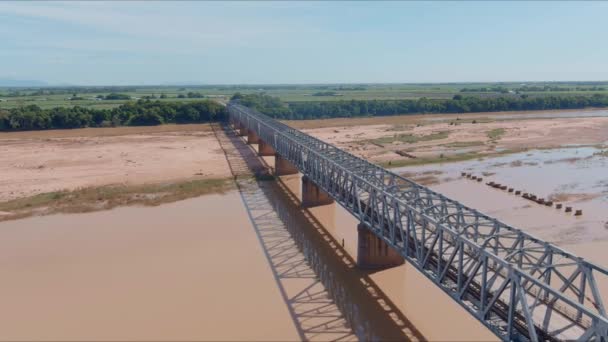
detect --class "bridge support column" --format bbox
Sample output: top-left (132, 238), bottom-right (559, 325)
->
top-left (275, 154), bottom-right (299, 176)
top-left (302, 176), bottom-right (334, 208)
top-left (357, 224), bottom-right (404, 269)
top-left (238, 123), bottom-right (247, 137)
top-left (247, 129), bottom-right (260, 144)
top-left (258, 139), bottom-right (276, 156)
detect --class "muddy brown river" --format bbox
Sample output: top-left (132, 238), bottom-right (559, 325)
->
top-left (0, 181), bottom-right (498, 341)
top-left (0, 173), bottom-right (501, 341)
top-left (0, 193), bottom-right (303, 340)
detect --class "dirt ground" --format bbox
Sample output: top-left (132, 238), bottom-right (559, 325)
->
top-left (296, 112), bottom-right (608, 164)
top-left (3, 110), bottom-right (608, 203)
top-left (0, 124), bottom-right (232, 202)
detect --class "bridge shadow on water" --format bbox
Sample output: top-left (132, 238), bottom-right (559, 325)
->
top-left (212, 123), bottom-right (425, 341)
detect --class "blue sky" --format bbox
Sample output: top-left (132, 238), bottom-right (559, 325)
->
top-left (0, 1), bottom-right (607, 85)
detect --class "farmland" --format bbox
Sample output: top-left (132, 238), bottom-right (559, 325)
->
top-left (3, 81), bottom-right (608, 111)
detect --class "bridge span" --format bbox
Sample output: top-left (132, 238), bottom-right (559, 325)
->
top-left (227, 102), bottom-right (608, 341)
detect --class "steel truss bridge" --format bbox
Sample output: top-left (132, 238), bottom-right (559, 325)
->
top-left (227, 102), bottom-right (608, 341)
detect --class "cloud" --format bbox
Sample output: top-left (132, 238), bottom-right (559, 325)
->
top-left (0, 1), bottom-right (322, 52)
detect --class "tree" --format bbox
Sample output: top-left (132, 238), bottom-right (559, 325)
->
top-left (0, 110), bottom-right (9, 130)
top-left (175, 107), bottom-right (199, 123)
top-left (104, 93), bottom-right (131, 100)
top-left (127, 111), bottom-right (164, 126)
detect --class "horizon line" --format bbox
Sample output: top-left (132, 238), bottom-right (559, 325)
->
top-left (3, 80), bottom-right (608, 88)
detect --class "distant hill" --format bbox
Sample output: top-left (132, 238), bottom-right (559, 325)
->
top-left (0, 78), bottom-right (48, 87)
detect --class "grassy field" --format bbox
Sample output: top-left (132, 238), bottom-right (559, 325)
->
top-left (487, 128), bottom-right (506, 140)
top-left (3, 81), bottom-right (608, 110)
top-left (379, 147), bottom-right (527, 168)
top-left (369, 131), bottom-right (449, 145)
top-left (0, 91), bottom-right (226, 109)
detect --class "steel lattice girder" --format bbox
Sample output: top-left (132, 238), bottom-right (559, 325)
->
top-left (228, 102), bottom-right (608, 341)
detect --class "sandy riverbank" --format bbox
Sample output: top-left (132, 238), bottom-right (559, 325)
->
top-left (297, 111), bottom-right (608, 166)
top-left (0, 124), bottom-right (232, 202)
top-left (3, 110), bottom-right (608, 203)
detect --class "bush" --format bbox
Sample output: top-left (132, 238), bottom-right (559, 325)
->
top-left (127, 112), bottom-right (164, 126)
top-left (104, 93), bottom-right (131, 100)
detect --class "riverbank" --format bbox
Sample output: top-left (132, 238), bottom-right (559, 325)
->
top-left (3, 109), bottom-right (608, 219)
top-left (0, 123), bottom-right (232, 202)
top-left (0, 177), bottom-right (234, 222)
top-left (298, 109), bottom-right (608, 168)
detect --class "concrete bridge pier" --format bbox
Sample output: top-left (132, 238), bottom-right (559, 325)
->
top-left (230, 117), bottom-right (239, 130)
top-left (357, 224), bottom-right (404, 269)
top-left (233, 121), bottom-right (244, 135)
top-left (301, 176), bottom-right (334, 208)
top-left (230, 119), bottom-right (238, 131)
top-left (238, 123), bottom-right (248, 137)
top-left (247, 129), bottom-right (260, 144)
top-left (274, 154), bottom-right (299, 176)
top-left (258, 140), bottom-right (276, 156)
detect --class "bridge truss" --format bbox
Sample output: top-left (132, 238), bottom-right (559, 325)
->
top-left (227, 102), bottom-right (608, 341)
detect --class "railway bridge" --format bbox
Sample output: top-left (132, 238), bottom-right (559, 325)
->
top-left (227, 102), bottom-right (608, 341)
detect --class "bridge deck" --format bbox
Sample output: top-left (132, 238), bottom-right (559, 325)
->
top-left (228, 102), bottom-right (608, 341)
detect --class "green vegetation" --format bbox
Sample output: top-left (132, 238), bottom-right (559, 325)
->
top-left (593, 150), bottom-right (608, 157)
top-left (381, 152), bottom-right (483, 168)
top-left (0, 100), bottom-right (225, 131)
top-left (232, 93), bottom-right (608, 120)
top-left (381, 148), bottom-right (525, 168)
top-left (515, 85), bottom-right (606, 92)
top-left (487, 128), bottom-right (506, 140)
top-left (232, 92), bottom-right (290, 117)
top-left (184, 92), bottom-right (205, 98)
top-left (370, 131), bottom-right (449, 145)
top-left (3, 82), bottom-right (608, 109)
top-left (460, 83), bottom-right (608, 94)
top-left (103, 93), bottom-right (131, 100)
top-left (312, 91), bottom-right (340, 97)
top-left (442, 141), bottom-right (485, 148)
top-left (0, 86), bottom-right (225, 111)
top-left (461, 86), bottom-right (510, 93)
top-left (3, 82), bottom-right (608, 132)
top-left (0, 177), bottom-right (234, 221)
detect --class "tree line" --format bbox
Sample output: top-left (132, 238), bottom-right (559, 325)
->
top-left (460, 86), bottom-right (510, 93)
top-left (0, 100), bottom-right (226, 131)
top-left (461, 85), bottom-right (607, 93)
top-left (0, 87), bottom-right (135, 97)
top-left (232, 93), bottom-right (608, 120)
top-left (514, 85), bottom-right (607, 92)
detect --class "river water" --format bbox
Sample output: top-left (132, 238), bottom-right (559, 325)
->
top-left (0, 125), bottom-right (505, 341)
top-left (278, 174), bottom-right (497, 341)
top-left (394, 146), bottom-right (608, 322)
top-left (394, 147), bottom-right (608, 246)
top-left (0, 177), bottom-right (496, 341)
top-left (0, 192), bottom-right (304, 341)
